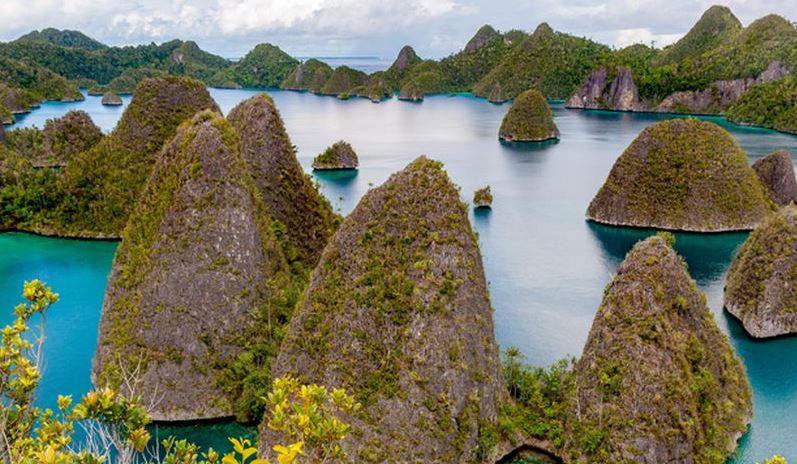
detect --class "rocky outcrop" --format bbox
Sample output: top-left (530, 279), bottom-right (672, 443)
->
top-left (752, 150), bottom-right (797, 206)
top-left (312, 140), bottom-right (359, 170)
top-left (391, 45), bottom-right (420, 74)
top-left (725, 205), bottom-right (797, 337)
top-left (564, 235), bottom-right (752, 463)
top-left (0, 84), bottom-right (33, 119)
top-left (267, 156), bottom-right (504, 463)
top-left (398, 79), bottom-right (425, 101)
top-left (58, 76), bottom-right (220, 236)
top-left (567, 61), bottom-right (790, 114)
top-left (280, 59), bottom-right (333, 93)
top-left (93, 110), bottom-right (293, 421)
top-left (473, 186), bottom-right (493, 208)
top-left (227, 93), bottom-right (339, 269)
top-left (587, 119), bottom-right (775, 231)
top-left (566, 67), bottom-right (644, 111)
top-left (465, 25), bottom-right (501, 53)
top-left (499, 89), bottom-right (559, 142)
top-left (654, 62), bottom-right (789, 114)
top-left (101, 91), bottom-right (123, 106)
top-left (40, 110), bottom-right (102, 167)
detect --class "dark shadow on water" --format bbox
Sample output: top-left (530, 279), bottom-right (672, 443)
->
top-left (312, 169), bottom-right (359, 185)
top-left (586, 221), bottom-right (747, 283)
top-left (499, 138), bottom-right (559, 153)
top-left (147, 420), bottom-right (255, 456)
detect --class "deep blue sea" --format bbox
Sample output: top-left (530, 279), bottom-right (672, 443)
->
top-left (3, 89), bottom-right (797, 462)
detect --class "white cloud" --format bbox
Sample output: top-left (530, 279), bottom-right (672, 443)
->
top-left (615, 28), bottom-right (681, 48)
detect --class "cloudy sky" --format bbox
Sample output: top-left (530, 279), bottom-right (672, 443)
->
top-left (0, 0), bottom-right (794, 59)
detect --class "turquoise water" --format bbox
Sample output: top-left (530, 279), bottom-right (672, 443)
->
top-left (4, 92), bottom-right (797, 461)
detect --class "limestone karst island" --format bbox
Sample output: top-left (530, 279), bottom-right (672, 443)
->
top-left (3, 2), bottom-right (797, 464)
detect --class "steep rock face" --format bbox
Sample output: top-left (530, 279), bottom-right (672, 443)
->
top-left (499, 89), bottom-right (559, 142)
top-left (587, 119), bottom-right (774, 231)
top-left (41, 110), bottom-right (102, 167)
top-left (227, 93), bottom-right (339, 268)
top-left (391, 45), bottom-right (421, 74)
top-left (58, 76), bottom-right (219, 236)
top-left (268, 157), bottom-right (504, 462)
top-left (312, 140), bottom-right (359, 170)
top-left (565, 236), bottom-right (752, 463)
top-left (725, 205), bottom-right (797, 337)
top-left (0, 83), bottom-right (34, 118)
top-left (93, 111), bottom-right (292, 421)
top-left (752, 150), bottom-right (797, 206)
top-left (280, 59), bottom-right (333, 93)
top-left (566, 67), bottom-right (643, 111)
top-left (465, 25), bottom-right (501, 53)
top-left (654, 62), bottom-right (790, 114)
top-left (101, 91), bottom-right (123, 106)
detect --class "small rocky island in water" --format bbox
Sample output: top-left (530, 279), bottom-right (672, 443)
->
top-left (499, 89), bottom-right (559, 142)
top-left (101, 91), bottom-right (123, 106)
top-left (587, 118), bottom-right (775, 232)
top-left (752, 150), bottom-right (797, 206)
top-left (474, 186), bottom-right (493, 208)
top-left (312, 140), bottom-right (359, 170)
top-left (725, 205), bottom-right (797, 338)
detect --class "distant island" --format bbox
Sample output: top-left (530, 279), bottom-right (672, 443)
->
top-left (2, 5), bottom-right (797, 134)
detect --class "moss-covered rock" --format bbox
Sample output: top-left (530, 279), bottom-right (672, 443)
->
top-left (101, 91), bottom-right (123, 106)
top-left (93, 110), bottom-right (293, 421)
top-left (267, 156), bottom-right (504, 462)
top-left (102, 68), bottom-right (167, 95)
top-left (227, 93), bottom-right (340, 269)
top-left (587, 119), bottom-right (775, 231)
top-left (319, 65), bottom-right (368, 96)
top-left (279, 59), bottom-right (333, 92)
top-left (473, 186), bottom-right (493, 208)
top-left (57, 76), bottom-right (220, 236)
top-left (312, 140), bottom-right (359, 170)
top-left (40, 110), bottom-right (103, 167)
top-left (752, 150), bottom-right (797, 206)
top-left (725, 205), bottom-right (797, 337)
top-left (0, 83), bottom-right (36, 120)
top-left (564, 235), bottom-right (752, 463)
top-left (499, 89), bottom-right (559, 142)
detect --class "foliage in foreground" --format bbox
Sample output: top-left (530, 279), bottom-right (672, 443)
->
top-left (0, 280), bottom-right (356, 464)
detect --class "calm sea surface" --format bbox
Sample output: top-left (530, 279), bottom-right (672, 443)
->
top-left (4, 89), bottom-right (797, 461)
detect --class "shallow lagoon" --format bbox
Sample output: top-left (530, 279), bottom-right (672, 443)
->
top-left (4, 90), bottom-right (797, 461)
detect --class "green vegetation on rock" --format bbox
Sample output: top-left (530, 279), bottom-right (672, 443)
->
top-left (211, 43), bottom-right (298, 89)
top-left (40, 110), bottom-right (103, 167)
top-left (473, 23), bottom-right (610, 101)
top-left (312, 140), bottom-right (359, 170)
top-left (726, 77), bottom-right (797, 134)
top-left (499, 89), bottom-right (559, 142)
top-left (16, 28), bottom-right (107, 51)
top-left (320, 65), bottom-right (368, 97)
top-left (653, 5), bottom-right (742, 67)
top-left (564, 235), bottom-right (752, 463)
top-left (473, 186), bottom-right (493, 208)
top-left (269, 156), bottom-right (504, 462)
top-left (280, 59), bottom-right (333, 92)
top-left (587, 118), bottom-right (775, 231)
top-left (725, 205), bottom-right (797, 338)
